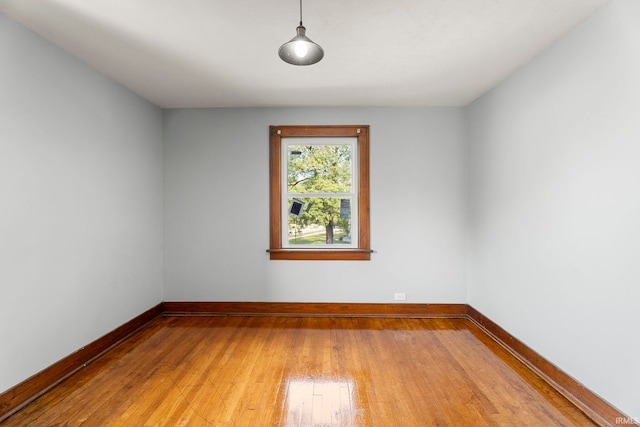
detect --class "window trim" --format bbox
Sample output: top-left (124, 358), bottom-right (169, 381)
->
top-left (269, 125), bottom-right (370, 260)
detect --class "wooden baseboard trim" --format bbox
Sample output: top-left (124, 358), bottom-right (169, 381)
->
top-left (466, 305), bottom-right (627, 427)
top-left (0, 303), bottom-right (164, 422)
top-left (162, 301), bottom-right (469, 318)
top-left (1, 302), bottom-right (630, 427)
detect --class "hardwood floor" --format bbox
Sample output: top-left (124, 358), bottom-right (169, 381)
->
top-left (0, 316), bottom-right (596, 426)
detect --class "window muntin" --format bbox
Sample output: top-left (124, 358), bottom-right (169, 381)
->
top-left (269, 125), bottom-right (370, 261)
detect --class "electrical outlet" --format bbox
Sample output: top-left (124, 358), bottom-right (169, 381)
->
top-left (394, 292), bottom-right (407, 301)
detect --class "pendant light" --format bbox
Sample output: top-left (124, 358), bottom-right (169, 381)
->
top-left (278, 0), bottom-right (324, 66)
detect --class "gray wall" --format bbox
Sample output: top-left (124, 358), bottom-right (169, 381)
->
top-left (468, 0), bottom-right (640, 418)
top-left (2, 0), bottom-right (638, 419)
top-left (163, 107), bottom-right (469, 303)
top-left (0, 14), bottom-right (163, 393)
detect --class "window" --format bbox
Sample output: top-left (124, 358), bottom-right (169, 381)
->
top-left (269, 125), bottom-right (370, 260)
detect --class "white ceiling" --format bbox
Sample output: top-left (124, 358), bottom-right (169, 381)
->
top-left (0, 0), bottom-right (609, 108)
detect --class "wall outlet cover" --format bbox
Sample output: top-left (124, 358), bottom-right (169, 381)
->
top-left (394, 293), bottom-right (407, 301)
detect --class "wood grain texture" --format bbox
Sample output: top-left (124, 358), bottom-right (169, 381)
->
top-left (1, 303), bottom-right (630, 426)
top-left (267, 249), bottom-right (372, 261)
top-left (162, 301), bottom-right (469, 318)
top-left (269, 126), bottom-right (283, 250)
top-left (0, 304), bottom-right (163, 422)
top-left (0, 316), bottom-right (599, 426)
top-left (356, 126), bottom-right (370, 251)
top-left (273, 125), bottom-right (366, 138)
top-left (466, 305), bottom-right (627, 427)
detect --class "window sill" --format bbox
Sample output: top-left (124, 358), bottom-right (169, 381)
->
top-left (267, 249), bottom-right (372, 261)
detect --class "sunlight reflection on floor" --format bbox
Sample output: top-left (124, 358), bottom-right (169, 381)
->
top-left (284, 376), bottom-right (362, 427)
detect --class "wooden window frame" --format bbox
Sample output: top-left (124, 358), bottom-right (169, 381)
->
top-left (269, 125), bottom-right (371, 260)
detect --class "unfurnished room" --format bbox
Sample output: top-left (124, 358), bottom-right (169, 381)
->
top-left (0, 0), bottom-right (638, 425)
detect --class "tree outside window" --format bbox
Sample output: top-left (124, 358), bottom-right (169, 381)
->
top-left (287, 143), bottom-right (354, 246)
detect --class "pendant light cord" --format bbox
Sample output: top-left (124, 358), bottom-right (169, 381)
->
top-left (299, 0), bottom-right (303, 26)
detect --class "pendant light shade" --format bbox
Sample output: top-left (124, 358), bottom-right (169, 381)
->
top-left (278, 0), bottom-right (323, 66)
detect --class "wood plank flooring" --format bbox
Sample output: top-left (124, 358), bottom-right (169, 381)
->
top-left (0, 316), bottom-right (597, 426)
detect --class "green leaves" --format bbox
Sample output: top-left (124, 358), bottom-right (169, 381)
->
top-left (288, 145), bottom-right (352, 193)
top-left (287, 144), bottom-right (353, 244)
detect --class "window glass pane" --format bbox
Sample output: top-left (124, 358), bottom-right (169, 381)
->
top-left (287, 145), bottom-right (352, 193)
top-left (287, 197), bottom-right (353, 245)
